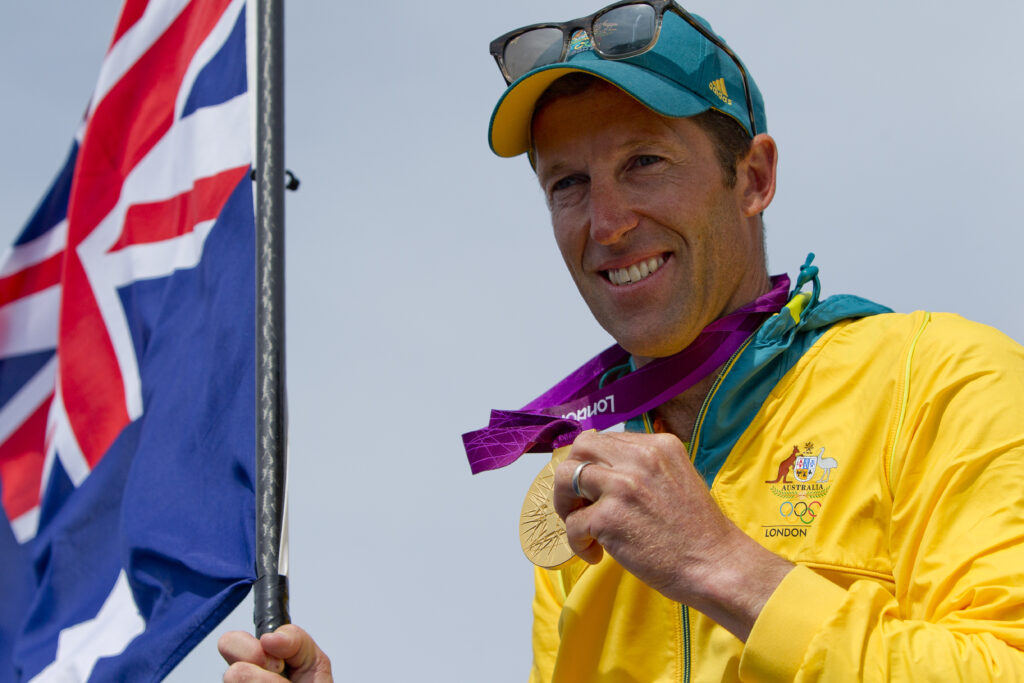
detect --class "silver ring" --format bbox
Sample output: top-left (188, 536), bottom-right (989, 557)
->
top-left (571, 461), bottom-right (594, 500)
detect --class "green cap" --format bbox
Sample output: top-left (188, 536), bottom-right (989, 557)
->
top-left (489, 10), bottom-right (766, 158)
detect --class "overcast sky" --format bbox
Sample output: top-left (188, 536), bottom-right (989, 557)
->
top-left (2, 1), bottom-right (1023, 681)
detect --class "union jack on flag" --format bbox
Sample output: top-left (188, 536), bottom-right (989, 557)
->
top-left (0, 1), bottom-right (257, 680)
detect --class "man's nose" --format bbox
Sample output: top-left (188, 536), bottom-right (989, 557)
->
top-left (588, 181), bottom-right (638, 245)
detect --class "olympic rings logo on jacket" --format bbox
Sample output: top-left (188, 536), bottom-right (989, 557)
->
top-left (779, 500), bottom-right (821, 525)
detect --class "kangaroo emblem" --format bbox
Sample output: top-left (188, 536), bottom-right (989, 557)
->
top-left (765, 445), bottom-right (801, 484)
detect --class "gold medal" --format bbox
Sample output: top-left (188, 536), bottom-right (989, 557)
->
top-left (519, 444), bottom-right (575, 569)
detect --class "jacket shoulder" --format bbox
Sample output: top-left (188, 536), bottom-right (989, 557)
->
top-left (822, 310), bottom-right (1022, 361)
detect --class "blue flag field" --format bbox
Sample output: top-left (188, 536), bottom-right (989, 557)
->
top-left (0, 0), bottom-right (257, 679)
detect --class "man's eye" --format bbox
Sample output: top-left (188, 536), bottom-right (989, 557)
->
top-left (552, 174), bottom-right (586, 192)
top-left (633, 154), bottom-right (662, 168)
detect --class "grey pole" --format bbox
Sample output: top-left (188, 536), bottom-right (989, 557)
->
top-left (253, 0), bottom-right (290, 638)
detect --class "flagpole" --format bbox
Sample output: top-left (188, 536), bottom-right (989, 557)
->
top-left (253, 0), bottom-right (290, 637)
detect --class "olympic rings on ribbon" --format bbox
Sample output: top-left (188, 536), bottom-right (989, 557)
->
top-left (779, 500), bottom-right (821, 525)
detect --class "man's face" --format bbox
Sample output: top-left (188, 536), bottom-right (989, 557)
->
top-left (532, 83), bottom-right (770, 360)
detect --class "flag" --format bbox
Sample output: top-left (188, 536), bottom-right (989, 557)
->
top-left (0, 0), bottom-right (257, 679)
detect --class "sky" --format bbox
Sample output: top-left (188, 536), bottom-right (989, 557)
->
top-left (2, 1), bottom-right (1023, 681)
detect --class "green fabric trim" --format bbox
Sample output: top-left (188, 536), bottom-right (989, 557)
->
top-left (691, 292), bottom-right (892, 488)
top-left (623, 259), bottom-right (891, 488)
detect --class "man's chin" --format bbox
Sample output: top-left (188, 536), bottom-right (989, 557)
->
top-left (605, 325), bottom-right (702, 363)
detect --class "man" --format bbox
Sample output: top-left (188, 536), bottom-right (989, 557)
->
top-left (221, 2), bottom-right (1024, 680)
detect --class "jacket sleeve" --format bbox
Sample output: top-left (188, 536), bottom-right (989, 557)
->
top-left (529, 566), bottom-right (563, 683)
top-left (740, 314), bottom-right (1024, 682)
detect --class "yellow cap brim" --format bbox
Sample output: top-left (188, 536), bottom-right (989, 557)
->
top-left (488, 66), bottom-right (610, 158)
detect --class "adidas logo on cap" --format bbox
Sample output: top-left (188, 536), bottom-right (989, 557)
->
top-left (709, 77), bottom-right (732, 105)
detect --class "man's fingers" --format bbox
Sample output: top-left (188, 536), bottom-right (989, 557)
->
top-left (552, 429), bottom-right (641, 513)
top-left (563, 502), bottom-right (606, 565)
top-left (259, 625), bottom-right (332, 679)
top-left (571, 461), bottom-right (595, 500)
top-left (223, 661), bottom-right (288, 682)
top-left (219, 631), bottom-right (271, 667)
top-left (219, 626), bottom-right (331, 682)
top-left (554, 457), bottom-right (608, 518)
top-left (219, 631), bottom-right (287, 682)
top-left (574, 538), bottom-right (605, 565)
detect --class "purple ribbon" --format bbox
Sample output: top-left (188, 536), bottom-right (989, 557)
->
top-left (463, 275), bottom-right (791, 474)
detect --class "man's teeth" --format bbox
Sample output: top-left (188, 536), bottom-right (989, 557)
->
top-left (606, 256), bottom-right (666, 286)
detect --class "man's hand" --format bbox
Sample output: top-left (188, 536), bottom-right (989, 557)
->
top-left (219, 625), bottom-right (333, 682)
top-left (552, 430), bottom-right (793, 641)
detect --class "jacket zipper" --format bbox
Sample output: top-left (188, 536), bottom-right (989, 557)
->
top-left (678, 337), bottom-right (753, 683)
top-left (688, 337), bottom-right (752, 462)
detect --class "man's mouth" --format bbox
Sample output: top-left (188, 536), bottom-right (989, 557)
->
top-left (603, 255), bottom-right (667, 286)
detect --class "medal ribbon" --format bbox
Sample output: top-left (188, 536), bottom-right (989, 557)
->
top-left (463, 274), bottom-right (790, 473)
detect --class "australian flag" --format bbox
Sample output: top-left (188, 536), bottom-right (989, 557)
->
top-left (0, 0), bottom-right (257, 679)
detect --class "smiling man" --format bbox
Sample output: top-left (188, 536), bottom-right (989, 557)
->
top-left (219, 2), bottom-right (1024, 681)
top-left (532, 83), bottom-right (773, 361)
top-left (476, 1), bottom-right (1024, 681)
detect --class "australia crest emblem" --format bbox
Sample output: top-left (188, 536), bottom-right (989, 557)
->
top-left (765, 441), bottom-right (838, 499)
top-left (763, 441), bottom-right (838, 533)
top-left (793, 452), bottom-right (818, 482)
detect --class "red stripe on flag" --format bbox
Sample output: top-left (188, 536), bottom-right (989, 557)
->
top-left (0, 395), bottom-right (52, 521)
top-left (110, 0), bottom-right (151, 48)
top-left (70, 0), bottom-right (233, 242)
top-left (110, 166), bottom-right (249, 252)
top-left (59, 257), bottom-right (129, 469)
top-left (60, 0), bottom-right (233, 469)
top-left (0, 252), bottom-right (64, 304)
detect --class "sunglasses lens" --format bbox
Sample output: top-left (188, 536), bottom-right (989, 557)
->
top-left (593, 4), bottom-right (657, 57)
top-left (504, 27), bottom-right (564, 81)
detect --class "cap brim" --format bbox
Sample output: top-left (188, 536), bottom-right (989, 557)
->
top-left (488, 54), bottom-right (714, 158)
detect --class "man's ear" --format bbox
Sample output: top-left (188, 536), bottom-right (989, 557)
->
top-left (737, 133), bottom-right (777, 216)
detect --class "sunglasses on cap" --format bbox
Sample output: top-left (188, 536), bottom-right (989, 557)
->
top-left (489, 0), bottom-right (758, 136)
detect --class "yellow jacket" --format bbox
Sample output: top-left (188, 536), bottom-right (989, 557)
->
top-left (529, 290), bottom-right (1024, 682)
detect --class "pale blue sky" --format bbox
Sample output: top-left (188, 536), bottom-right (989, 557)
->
top-left (2, 2), bottom-right (1022, 680)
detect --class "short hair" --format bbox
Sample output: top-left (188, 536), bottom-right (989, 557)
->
top-left (532, 73), bottom-right (752, 188)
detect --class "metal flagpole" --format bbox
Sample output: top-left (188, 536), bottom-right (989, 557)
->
top-left (253, 0), bottom-right (290, 637)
